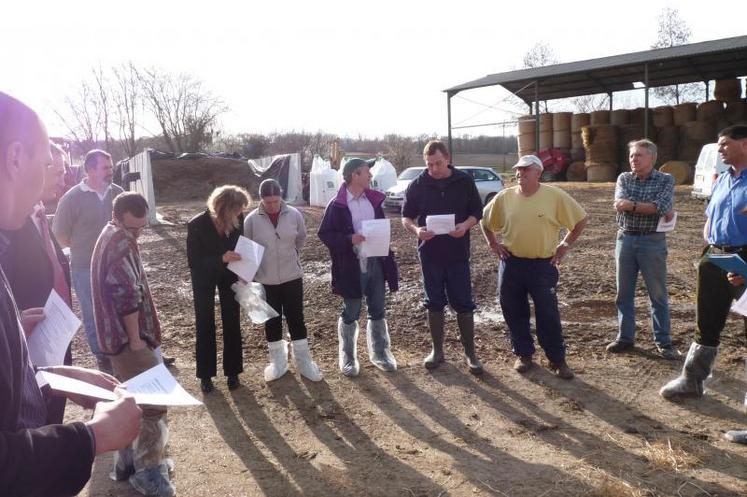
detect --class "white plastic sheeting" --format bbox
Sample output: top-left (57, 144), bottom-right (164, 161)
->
top-left (247, 153), bottom-right (303, 204)
top-left (309, 155), bottom-right (342, 207)
top-left (127, 149), bottom-right (159, 225)
top-left (370, 157), bottom-right (397, 193)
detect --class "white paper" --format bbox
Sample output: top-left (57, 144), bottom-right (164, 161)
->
top-left (124, 364), bottom-right (202, 406)
top-left (360, 219), bottom-right (391, 257)
top-left (656, 211), bottom-right (678, 232)
top-left (426, 214), bottom-right (455, 235)
top-left (27, 290), bottom-right (81, 367)
top-left (37, 364), bottom-right (203, 406)
top-left (731, 290), bottom-right (747, 317)
top-left (227, 235), bottom-right (265, 283)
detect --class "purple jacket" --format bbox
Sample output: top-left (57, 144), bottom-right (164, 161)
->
top-left (318, 184), bottom-right (398, 299)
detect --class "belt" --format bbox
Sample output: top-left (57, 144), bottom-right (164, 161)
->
top-left (710, 244), bottom-right (747, 253)
top-left (621, 229), bottom-right (655, 236)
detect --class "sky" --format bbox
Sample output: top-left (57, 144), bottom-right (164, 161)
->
top-left (1, 0), bottom-right (745, 140)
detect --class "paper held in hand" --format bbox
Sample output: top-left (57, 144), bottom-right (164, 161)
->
top-left (27, 290), bottom-right (80, 367)
top-left (228, 235), bottom-right (265, 282)
top-left (37, 363), bottom-right (203, 406)
top-left (426, 214), bottom-right (455, 235)
top-left (732, 289), bottom-right (747, 318)
top-left (360, 219), bottom-right (391, 257)
top-left (656, 211), bottom-right (678, 232)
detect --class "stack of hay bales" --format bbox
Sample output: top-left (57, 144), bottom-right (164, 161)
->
top-left (653, 106), bottom-right (674, 128)
top-left (717, 79), bottom-right (746, 126)
top-left (673, 103), bottom-right (697, 125)
top-left (660, 161), bottom-right (692, 185)
top-left (565, 161), bottom-right (587, 182)
top-left (570, 113), bottom-right (589, 161)
top-left (630, 107), bottom-right (654, 129)
top-left (610, 109), bottom-right (630, 126)
top-left (715, 79), bottom-right (742, 102)
top-left (656, 126), bottom-right (679, 165)
top-left (552, 112), bottom-right (572, 150)
top-left (582, 124), bottom-right (618, 182)
top-left (517, 116), bottom-right (536, 156)
top-left (617, 124), bottom-right (645, 172)
top-left (539, 113), bottom-right (553, 150)
top-left (590, 110), bottom-right (610, 125)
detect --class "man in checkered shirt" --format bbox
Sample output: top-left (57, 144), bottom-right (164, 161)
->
top-left (606, 139), bottom-right (677, 359)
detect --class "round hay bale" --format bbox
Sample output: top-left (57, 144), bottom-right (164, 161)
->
top-left (553, 129), bottom-right (572, 149)
top-left (585, 163), bottom-right (617, 182)
top-left (679, 121), bottom-right (716, 162)
top-left (673, 102), bottom-right (697, 125)
top-left (566, 161), bottom-right (587, 181)
top-left (714, 79), bottom-right (742, 102)
top-left (571, 132), bottom-right (583, 150)
top-left (590, 110), bottom-right (610, 125)
top-left (539, 113), bottom-right (553, 132)
top-left (653, 106), bottom-right (674, 128)
top-left (552, 112), bottom-right (572, 131)
top-left (697, 100), bottom-right (725, 121)
top-left (571, 113), bottom-right (591, 131)
top-left (724, 100), bottom-right (747, 124)
top-left (518, 117), bottom-right (536, 134)
top-left (539, 130), bottom-right (553, 150)
top-left (660, 161), bottom-right (692, 185)
top-left (656, 126), bottom-right (679, 164)
top-left (570, 148), bottom-right (585, 161)
top-left (617, 124), bottom-right (646, 169)
top-left (582, 124), bottom-right (618, 163)
top-left (518, 132), bottom-right (536, 151)
top-left (610, 109), bottom-right (631, 126)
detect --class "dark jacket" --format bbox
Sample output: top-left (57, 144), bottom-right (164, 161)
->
top-left (401, 166), bottom-right (483, 263)
top-left (186, 209), bottom-right (243, 287)
top-left (318, 185), bottom-right (398, 299)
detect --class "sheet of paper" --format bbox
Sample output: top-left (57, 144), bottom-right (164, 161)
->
top-left (656, 211), bottom-right (678, 232)
top-left (426, 214), bottom-right (455, 235)
top-left (360, 219), bottom-right (391, 257)
top-left (37, 371), bottom-right (117, 400)
top-left (228, 235), bottom-right (265, 283)
top-left (27, 290), bottom-right (81, 367)
top-left (731, 289), bottom-right (747, 317)
top-left (124, 363), bottom-right (202, 406)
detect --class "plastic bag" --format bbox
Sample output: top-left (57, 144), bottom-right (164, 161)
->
top-left (232, 282), bottom-right (279, 324)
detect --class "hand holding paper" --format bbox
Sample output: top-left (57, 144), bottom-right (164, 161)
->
top-left (426, 214), bottom-right (455, 236)
top-left (228, 236), bottom-right (265, 283)
top-left (360, 219), bottom-right (391, 257)
top-left (656, 211), bottom-right (677, 232)
top-left (27, 290), bottom-right (81, 367)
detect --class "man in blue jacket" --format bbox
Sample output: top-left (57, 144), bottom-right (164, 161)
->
top-left (402, 140), bottom-right (484, 374)
top-left (318, 158), bottom-right (398, 376)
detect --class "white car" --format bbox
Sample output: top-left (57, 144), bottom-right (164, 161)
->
top-left (692, 143), bottom-right (729, 200)
top-left (384, 166), bottom-right (504, 211)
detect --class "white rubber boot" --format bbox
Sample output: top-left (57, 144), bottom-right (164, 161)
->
top-left (366, 319), bottom-right (397, 372)
top-left (338, 317), bottom-right (360, 377)
top-left (291, 339), bottom-right (323, 382)
top-left (264, 340), bottom-right (289, 382)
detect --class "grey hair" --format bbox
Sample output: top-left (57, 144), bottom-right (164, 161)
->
top-left (628, 139), bottom-right (657, 164)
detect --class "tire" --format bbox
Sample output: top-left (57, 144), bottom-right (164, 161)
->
top-left (484, 192), bottom-right (497, 206)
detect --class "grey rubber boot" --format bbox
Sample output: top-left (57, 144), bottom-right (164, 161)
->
top-left (424, 310), bottom-right (445, 369)
top-left (337, 317), bottom-right (360, 377)
top-left (724, 430), bottom-right (747, 444)
top-left (660, 342), bottom-right (718, 400)
top-left (457, 312), bottom-right (483, 375)
top-left (366, 319), bottom-right (397, 372)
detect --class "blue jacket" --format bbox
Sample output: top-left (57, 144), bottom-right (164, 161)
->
top-left (318, 184), bottom-right (398, 299)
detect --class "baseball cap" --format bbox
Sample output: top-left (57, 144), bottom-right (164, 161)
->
top-left (512, 155), bottom-right (543, 171)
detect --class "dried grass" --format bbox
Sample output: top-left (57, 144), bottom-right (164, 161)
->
top-left (588, 476), bottom-right (646, 497)
top-left (642, 438), bottom-right (699, 472)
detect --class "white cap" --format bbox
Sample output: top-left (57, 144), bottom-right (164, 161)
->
top-left (512, 155), bottom-right (543, 171)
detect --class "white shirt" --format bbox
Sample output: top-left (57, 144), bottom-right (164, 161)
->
top-left (346, 188), bottom-right (375, 272)
top-left (80, 179), bottom-right (111, 202)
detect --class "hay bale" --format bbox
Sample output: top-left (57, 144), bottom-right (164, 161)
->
top-left (660, 161), bottom-right (692, 185)
top-left (566, 161), bottom-right (587, 181)
top-left (518, 132), bottom-right (536, 151)
top-left (571, 113), bottom-right (590, 131)
top-left (714, 79), bottom-right (742, 102)
top-left (679, 121), bottom-right (716, 162)
top-left (539, 113), bottom-right (553, 132)
top-left (610, 109), bottom-right (631, 126)
top-left (590, 110), bottom-right (610, 125)
top-left (553, 129), bottom-right (571, 149)
top-left (653, 106), bottom-right (674, 128)
top-left (585, 162), bottom-right (618, 182)
top-left (552, 112), bottom-right (572, 131)
top-left (656, 126), bottom-right (679, 164)
top-left (617, 124), bottom-right (645, 170)
top-left (724, 100), bottom-right (747, 124)
top-left (518, 117), bottom-right (536, 134)
top-left (570, 148), bottom-right (585, 161)
top-left (582, 124), bottom-right (618, 163)
top-left (673, 103), bottom-right (697, 125)
top-left (539, 130), bottom-right (553, 150)
top-left (697, 100), bottom-right (725, 121)
top-left (571, 132), bottom-right (583, 150)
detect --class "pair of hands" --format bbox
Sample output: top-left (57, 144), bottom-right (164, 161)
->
top-left (488, 239), bottom-right (569, 266)
top-left (414, 222), bottom-right (470, 242)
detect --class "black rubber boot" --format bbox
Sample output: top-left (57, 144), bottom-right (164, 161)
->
top-left (457, 312), bottom-right (483, 375)
top-left (424, 310), bottom-right (445, 369)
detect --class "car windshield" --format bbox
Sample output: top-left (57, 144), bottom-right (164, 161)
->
top-left (398, 168), bottom-right (423, 180)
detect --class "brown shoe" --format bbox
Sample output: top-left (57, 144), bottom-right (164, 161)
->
top-left (513, 356), bottom-right (533, 373)
top-left (550, 361), bottom-right (574, 380)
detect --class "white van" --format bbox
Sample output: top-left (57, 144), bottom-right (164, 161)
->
top-left (692, 144), bottom-right (730, 200)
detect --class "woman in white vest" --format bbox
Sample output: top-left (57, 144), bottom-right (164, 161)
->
top-left (244, 179), bottom-right (322, 381)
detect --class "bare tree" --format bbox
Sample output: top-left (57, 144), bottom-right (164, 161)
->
top-left (384, 134), bottom-right (414, 172)
top-left (55, 77), bottom-right (111, 153)
top-left (520, 42), bottom-right (560, 113)
top-left (140, 68), bottom-right (227, 154)
top-left (651, 7), bottom-right (700, 104)
top-left (112, 62), bottom-right (141, 157)
top-left (571, 93), bottom-right (610, 113)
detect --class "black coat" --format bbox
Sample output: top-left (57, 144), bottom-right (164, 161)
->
top-left (186, 210), bottom-right (243, 287)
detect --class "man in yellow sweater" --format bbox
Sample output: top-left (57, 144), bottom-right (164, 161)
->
top-left (481, 155), bottom-right (588, 379)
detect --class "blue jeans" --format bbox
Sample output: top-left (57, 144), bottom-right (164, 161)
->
top-left (615, 231), bottom-right (671, 346)
top-left (420, 259), bottom-right (476, 313)
top-left (71, 266), bottom-right (104, 362)
top-left (342, 258), bottom-right (385, 324)
top-left (499, 257), bottom-right (565, 363)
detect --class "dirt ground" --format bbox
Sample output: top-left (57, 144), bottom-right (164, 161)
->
top-left (68, 182), bottom-right (747, 497)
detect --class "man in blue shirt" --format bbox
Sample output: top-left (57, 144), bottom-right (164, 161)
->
top-left (661, 125), bottom-right (747, 443)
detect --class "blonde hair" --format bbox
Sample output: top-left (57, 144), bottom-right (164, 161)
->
top-left (207, 185), bottom-right (250, 232)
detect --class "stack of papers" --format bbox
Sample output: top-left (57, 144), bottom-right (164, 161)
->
top-left (360, 219), bottom-right (391, 257)
top-left (425, 214), bottom-right (455, 235)
top-left (28, 290), bottom-right (80, 367)
top-left (228, 236), bottom-right (265, 282)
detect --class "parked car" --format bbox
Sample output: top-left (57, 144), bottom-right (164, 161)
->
top-left (384, 166), bottom-right (503, 211)
top-left (692, 143), bottom-right (729, 200)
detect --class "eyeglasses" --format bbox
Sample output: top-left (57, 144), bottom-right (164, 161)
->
top-left (123, 223), bottom-right (148, 236)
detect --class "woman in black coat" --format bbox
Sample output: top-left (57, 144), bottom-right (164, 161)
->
top-left (187, 185), bottom-right (250, 393)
